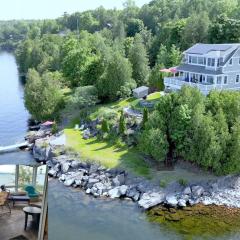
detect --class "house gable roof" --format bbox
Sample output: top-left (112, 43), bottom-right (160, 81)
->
top-left (185, 43), bottom-right (240, 55)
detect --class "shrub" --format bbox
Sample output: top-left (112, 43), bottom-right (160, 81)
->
top-left (178, 178), bottom-right (188, 186)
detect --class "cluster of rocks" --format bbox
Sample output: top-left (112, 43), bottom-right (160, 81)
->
top-left (48, 155), bottom-right (154, 203)
top-left (76, 119), bottom-right (100, 140)
top-left (47, 154), bottom-right (240, 210)
top-left (25, 129), bottom-right (52, 144)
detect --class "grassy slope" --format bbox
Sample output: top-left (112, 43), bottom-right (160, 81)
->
top-left (65, 129), bottom-right (150, 176)
top-left (64, 92), bottom-right (162, 177)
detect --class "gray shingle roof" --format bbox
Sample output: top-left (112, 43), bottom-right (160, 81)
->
top-left (177, 64), bottom-right (223, 75)
top-left (185, 43), bottom-right (240, 55)
top-left (133, 86), bottom-right (149, 93)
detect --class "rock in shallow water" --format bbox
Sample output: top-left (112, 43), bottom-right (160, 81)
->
top-left (165, 194), bottom-right (178, 207)
top-left (108, 187), bottom-right (121, 198)
top-left (192, 186), bottom-right (204, 197)
top-left (138, 192), bottom-right (165, 209)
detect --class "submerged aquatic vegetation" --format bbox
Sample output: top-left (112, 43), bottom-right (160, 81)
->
top-left (147, 204), bottom-right (240, 239)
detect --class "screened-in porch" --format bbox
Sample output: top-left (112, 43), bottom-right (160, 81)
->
top-left (0, 164), bottom-right (48, 240)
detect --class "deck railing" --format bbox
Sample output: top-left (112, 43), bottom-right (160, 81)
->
top-left (164, 77), bottom-right (215, 94)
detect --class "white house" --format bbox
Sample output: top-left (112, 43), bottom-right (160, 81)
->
top-left (164, 43), bottom-right (240, 95)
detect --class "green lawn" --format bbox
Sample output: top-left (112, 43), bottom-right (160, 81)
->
top-left (147, 92), bottom-right (162, 101)
top-left (63, 93), bottom-right (162, 177)
top-left (64, 128), bottom-right (150, 177)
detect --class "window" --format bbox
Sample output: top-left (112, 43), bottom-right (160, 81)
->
top-left (217, 76), bottom-right (222, 84)
top-left (236, 75), bottom-right (240, 83)
top-left (229, 58), bottom-right (233, 65)
top-left (224, 76), bottom-right (228, 84)
top-left (239, 58), bottom-right (240, 65)
top-left (198, 57), bottom-right (205, 65)
top-left (206, 76), bottom-right (214, 84)
top-left (207, 58), bottom-right (215, 67)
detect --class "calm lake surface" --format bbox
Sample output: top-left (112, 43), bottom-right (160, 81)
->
top-left (49, 180), bottom-right (240, 240)
top-left (0, 52), bottom-right (29, 145)
top-left (0, 52), bottom-right (34, 165)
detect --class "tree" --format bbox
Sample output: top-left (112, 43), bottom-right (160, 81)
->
top-left (182, 12), bottom-right (210, 49)
top-left (101, 119), bottom-right (110, 134)
top-left (126, 18), bottom-right (144, 37)
top-left (209, 15), bottom-right (240, 43)
top-left (142, 108), bottom-right (148, 129)
top-left (97, 51), bottom-right (136, 101)
top-left (24, 69), bottom-right (63, 121)
top-left (67, 85), bottom-right (99, 112)
top-left (148, 64), bottom-right (165, 91)
top-left (139, 128), bottom-right (168, 162)
top-left (129, 34), bottom-right (149, 86)
top-left (225, 121), bottom-right (240, 174)
top-left (119, 111), bottom-right (126, 135)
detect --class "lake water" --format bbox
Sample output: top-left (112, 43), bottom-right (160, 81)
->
top-left (0, 52), bottom-right (29, 146)
top-left (49, 180), bottom-right (240, 240)
top-left (0, 52), bottom-right (35, 165)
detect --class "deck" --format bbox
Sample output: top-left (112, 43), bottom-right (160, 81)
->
top-left (0, 205), bottom-right (38, 240)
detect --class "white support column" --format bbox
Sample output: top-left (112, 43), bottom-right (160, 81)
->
top-left (32, 166), bottom-right (38, 187)
top-left (15, 165), bottom-right (19, 193)
top-left (38, 170), bottom-right (48, 240)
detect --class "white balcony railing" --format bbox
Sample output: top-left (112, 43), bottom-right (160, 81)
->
top-left (164, 77), bottom-right (215, 94)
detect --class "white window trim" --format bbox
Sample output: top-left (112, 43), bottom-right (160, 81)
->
top-left (187, 54), bottom-right (206, 66)
top-left (236, 74), bottom-right (240, 83)
top-left (224, 75), bottom-right (228, 84)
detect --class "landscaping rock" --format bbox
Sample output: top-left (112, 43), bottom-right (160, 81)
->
top-left (192, 186), bottom-right (204, 197)
top-left (183, 186), bottom-right (192, 195)
top-left (112, 174), bottom-right (125, 186)
top-left (61, 161), bottom-right (71, 173)
top-left (178, 199), bottom-right (187, 207)
top-left (108, 187), bottom-right (121, 198)
top-left (165, 194), bottom-right (178, 207)
top-left (89, 164), bottom-right (99, 174)
top-left (119, 185), bottom-right (128, 195)
top-left (138, 192), bottom-right (165, 209)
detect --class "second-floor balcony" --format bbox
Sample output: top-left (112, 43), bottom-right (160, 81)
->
top-left (164, 76), bottom-right (215, 95)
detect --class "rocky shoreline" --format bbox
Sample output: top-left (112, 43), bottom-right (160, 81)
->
top-left (28, 130), bottom-right (240, 210)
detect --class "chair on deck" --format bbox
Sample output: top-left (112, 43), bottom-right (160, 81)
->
top-left (0, 191), bottom-right (11, 214)
top-left (24, 185), bottom-right (39, 200)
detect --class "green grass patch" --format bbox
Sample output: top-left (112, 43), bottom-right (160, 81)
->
top-left (147, 92), bottom-right (161, 101)
top-left (64, 128), bottom-right (150, 177)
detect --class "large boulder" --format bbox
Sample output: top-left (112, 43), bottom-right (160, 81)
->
top-left (178, 199), bottom-right (187, 207)
top-left (61, 161), bottom-right (71, 173)
top-left (89, 164), bottom-right (99, 174)
top-left (183, 187), bottom-right (192, 195)
top-left (33, 138), bottom-right (51, 161)
top-left (112, 174), bottom-right (125, 186)
top-left (119, 185), bottom-right (128, 195)
top-left (165, 194), bottom-right (178, 207)
top-left (126, 187), bottom-right (141, 202)
top-left (108, 187), bottom-right (121, 198)
top-left (138, 192), bottom-right (165, 209)
top-left (192, 186), bottom-right (204, 197)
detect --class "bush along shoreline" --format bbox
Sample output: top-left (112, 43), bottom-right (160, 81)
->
top-left (27, 129), bottom-right (240, 210)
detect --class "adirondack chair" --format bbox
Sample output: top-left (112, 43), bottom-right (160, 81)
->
top-left (24, 185), bottom-right (39, 199)
top-left (0, 191), bottom-right (11, 214)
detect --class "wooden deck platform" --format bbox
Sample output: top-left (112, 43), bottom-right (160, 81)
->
top-left (0, 206), bottom-right (38, 240)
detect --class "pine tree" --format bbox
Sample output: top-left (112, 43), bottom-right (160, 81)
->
top-left (119, 111), bottom-right (126, 135)
top-left (142, 108), bottom-right (149, 129)
top-left (129, 34), bottom-right (149, 86)
top-left (101, 119), bottom-right (109, 133)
